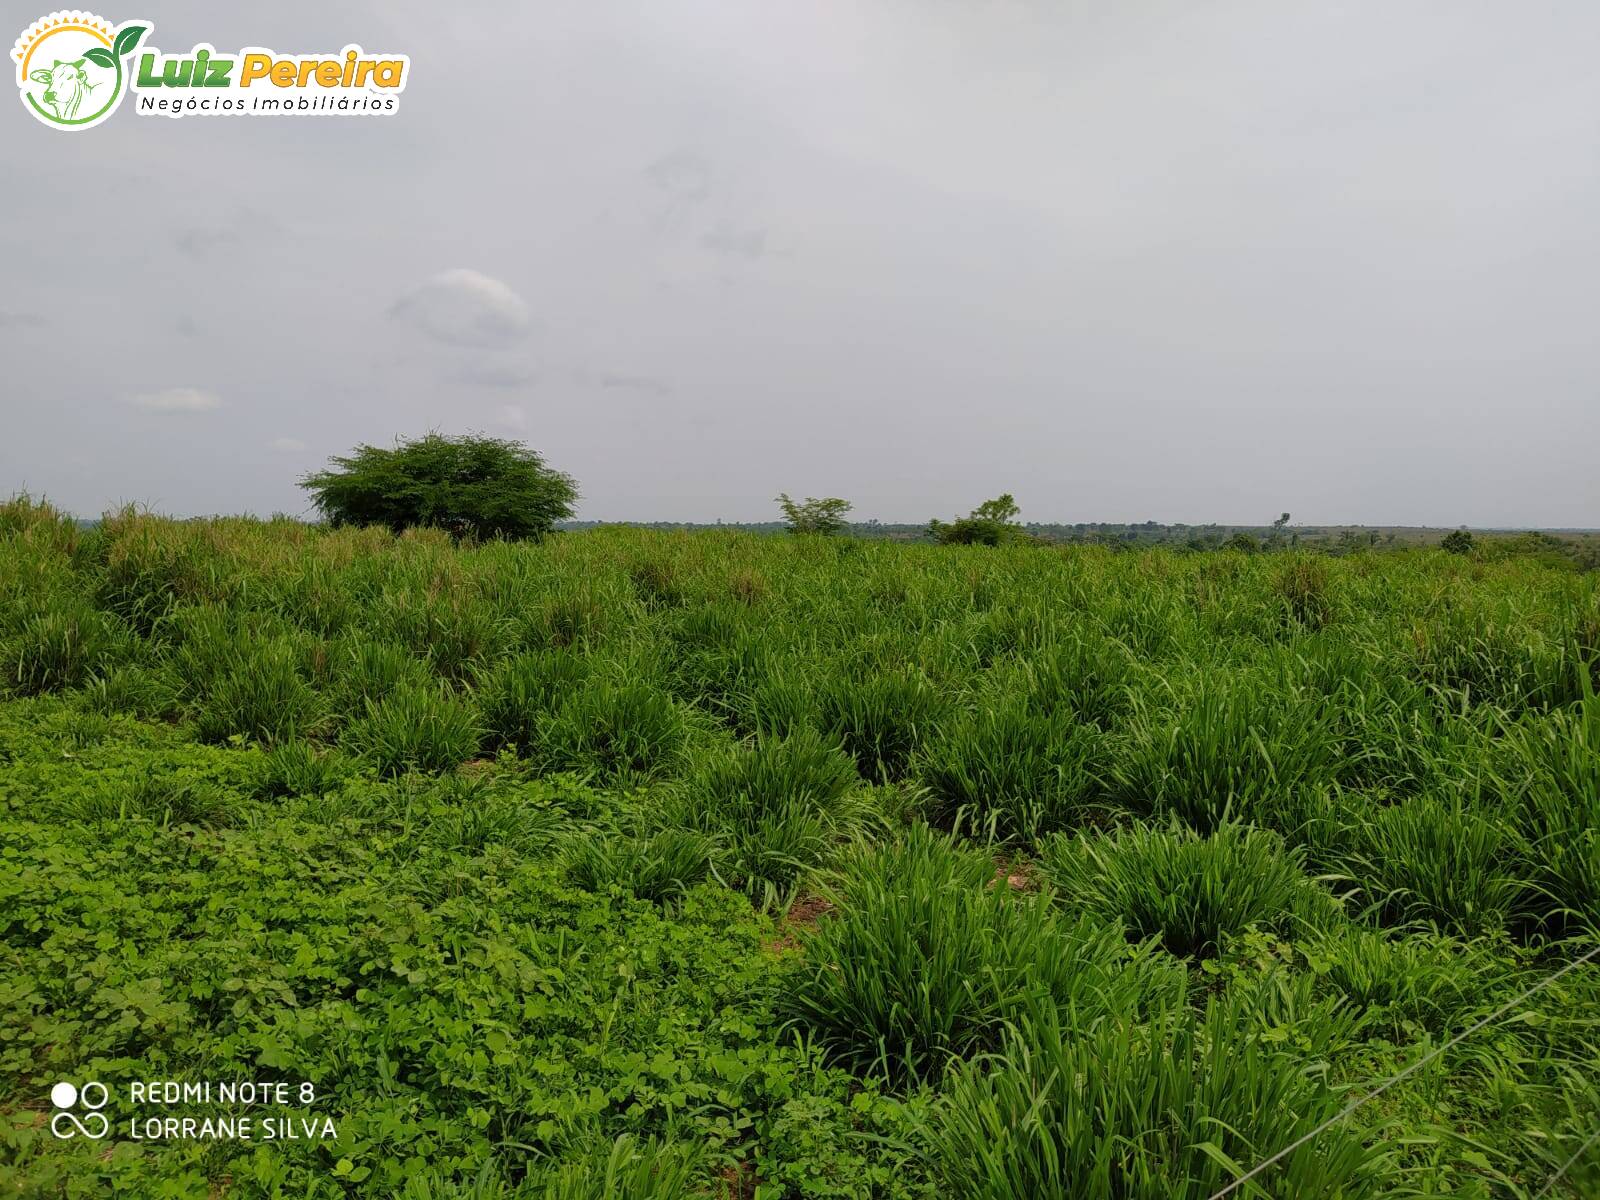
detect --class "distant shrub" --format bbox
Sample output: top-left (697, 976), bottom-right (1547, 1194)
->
top-left (300, 433), bottom-right (578, 541)
top-left (775, 494), bottom-right (853, 536)
top-left (1039, 822), bottom-right (1334, 959)
top-left (1441, 528), bottom-right (1475, 555)
top-left (344, 683), bottom-right (481, 777)
top-left (929, 494), bottom-right (1025, 546)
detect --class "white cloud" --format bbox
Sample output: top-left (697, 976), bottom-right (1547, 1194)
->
top-left (128, 388), bottom-right (222, 413)
top-left (496, 404), bottom-right (527, 429)
top-left (268, 437), bottom-right (306, 452)
top-left (389, 268), bottom-right (532, 349)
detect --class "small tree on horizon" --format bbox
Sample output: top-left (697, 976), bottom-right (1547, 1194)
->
top-left (300, 433), bottom-right (578, 541)
top-left (930, 493), bottom-right (1025, 546)
top-left (775, 493), bottom-right (853, 535)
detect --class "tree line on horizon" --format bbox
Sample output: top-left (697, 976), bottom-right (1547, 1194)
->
top-left (295, 433), bottom-right (1595, 567)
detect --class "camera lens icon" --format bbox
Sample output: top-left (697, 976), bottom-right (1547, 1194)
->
top-left (50, 1080), bottom-right (109, 1140)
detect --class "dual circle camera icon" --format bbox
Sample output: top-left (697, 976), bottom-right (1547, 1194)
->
top-left (50, 1081), bottom-right (109, 1140)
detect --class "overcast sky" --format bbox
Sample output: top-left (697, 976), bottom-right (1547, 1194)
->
top-left (4, 1), bottom-right (1597, 526)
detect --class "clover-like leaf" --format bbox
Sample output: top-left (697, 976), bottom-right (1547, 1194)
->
top-left (83, 47), bottom-right (115, 69)
top-left (113, 24), bottom-right (148, 60)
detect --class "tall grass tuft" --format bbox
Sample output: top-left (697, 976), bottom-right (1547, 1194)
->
top-left (916, 698), bottom-right (1103, 841)
top-left (1108, 673), bottom-right (1342, 831)
top-left (667, 727), bottom-right (866, 907)
top-left (1039, 822), bottom-right (1336, 959)
top-left (819, 666), bottom-right (949, 782)
top-left (565, 827), bottom-right (716, 906)
top-left (782, 825), bottom-right (1179, 1084)
top-left (539, 680), bottom-right (688, 783)
top-left (191, 639), bottom-right (319, 745)
top-left (478, 648), bottom-right (586, 754)
top-left (924, 988), bottom-right (1391, 1199)
top-left (344, 683), bottom-right (482, 777)
top-left (1338, 793), bottom-right (1526, 936)
top-left (4, 605), bottom-right (125, 695)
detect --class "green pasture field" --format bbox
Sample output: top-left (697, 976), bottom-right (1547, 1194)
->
top-left (2, 497), bottom-right (1597, 1198)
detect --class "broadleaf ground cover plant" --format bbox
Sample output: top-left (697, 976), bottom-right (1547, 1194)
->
top-left (2, 498), bottom-right (1598, 1197)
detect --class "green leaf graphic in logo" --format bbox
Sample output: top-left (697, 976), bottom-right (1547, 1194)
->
top-left (83, 48), bottom-right (115, 69)
top-left (113, 25), bottom-right (148, 61)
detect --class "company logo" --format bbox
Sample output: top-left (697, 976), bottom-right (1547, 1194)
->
top-left (12, 12), bottom-right (410, 129)
top-left (50, 1080), bottom-right (109, 1139)
top-left (12, 11), bottom-right (147, 130)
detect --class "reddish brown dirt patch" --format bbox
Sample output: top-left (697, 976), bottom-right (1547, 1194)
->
top-left (763, 893), bottom-right (835, 953)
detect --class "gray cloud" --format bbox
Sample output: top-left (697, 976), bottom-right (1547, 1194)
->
top-left (389, 269), bottom-right (532, 350)
top-left (700, 225), bottom-right (767, 260)
top-left (452, 362), bottom-right (538, 389)
top-left (127, 389), bottom-right (223, 414)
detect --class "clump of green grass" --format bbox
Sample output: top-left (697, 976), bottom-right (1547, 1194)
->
top-left (343, 683), bottom-right (482, 777)
top-left (924, 989), bottom-right (1391, 1199)
top-left (782, 825), bottom-right (1179, 1084)
top-left (1305, 925), bottom-right (1500, 1035)
top-left (190, 638), bottom-right (320, 745)
top-left (4, 605), bottom-right (125, 696)
top-left (477, 648), bottom-right (586, 754)
top-left (75, 663), bottom-right (180, 720)
top-left (565, 827), bottom-right (716, 906)
top-left (425, 783), bottom-right (567, 856)
top-left (536, 1133), bottom-right (701, 1200)
top-left (324, 636), bottom-right (432, 726)
top-left (1108, 673), bottom-right (1342, 831)
top-left (60, 767), bottom-right (231, 828)
top-left (255, 739), bottom-right (354, 799)
top-left (1022, 632), bottom-right (1134, 729)
top-left (819, 666), bottom-right (949, 782)
top-left (539, 680), bottom-right (688, 783)
top-left (1276, 553), bottom-right (1336, 630)
top-left (629, 557), bottom-right (685, 610)
top-left (1493, 693), bottom-right (1600, 936)
top-left (916, 698), bottom-right (1103, 841)
top-left (1339, 793), bottom-right (1526, 937)
top-left (1039, 821), bottom-right (1336, 959)
top-left (667, 728), bottom-right (866, 907)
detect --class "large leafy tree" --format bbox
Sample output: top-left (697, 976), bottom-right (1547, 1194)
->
top-left (300, 434), bottom-right (578, 541)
